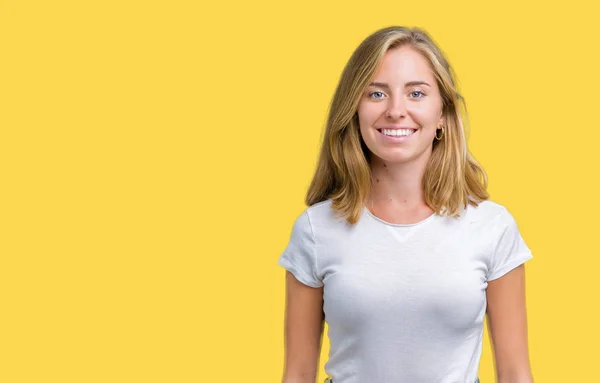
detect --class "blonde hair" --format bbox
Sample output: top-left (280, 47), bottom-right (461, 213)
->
top-left (305, 26), bottom-right (489, 224)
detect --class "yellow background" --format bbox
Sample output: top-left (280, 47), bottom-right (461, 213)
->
top-left (1, 0), bottom-right (598, 382)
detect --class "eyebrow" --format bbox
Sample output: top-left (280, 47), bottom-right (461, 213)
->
top-left (368, 81), bottom-right (431, 88)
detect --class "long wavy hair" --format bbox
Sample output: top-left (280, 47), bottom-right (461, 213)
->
top-left (305, 26), bottom-right (489, 224)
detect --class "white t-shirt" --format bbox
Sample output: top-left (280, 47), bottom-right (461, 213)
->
top-left (278, 199), bottom-right (533, 383)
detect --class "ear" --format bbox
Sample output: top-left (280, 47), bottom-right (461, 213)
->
top-left (438, 115), bottom-right (445, 127)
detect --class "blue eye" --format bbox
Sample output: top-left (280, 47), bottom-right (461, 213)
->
top-left (369, 91), bottom-right (385, 99)
top-left (410, 91), bottom-right (424, 98)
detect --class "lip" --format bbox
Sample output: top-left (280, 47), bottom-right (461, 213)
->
top-left (376, 127), bottom-right (417, 143)
top-left (377, 126), bottom-right (416, 130)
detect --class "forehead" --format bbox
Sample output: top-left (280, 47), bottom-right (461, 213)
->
top-left (372, 46), bottom-right (435, 82)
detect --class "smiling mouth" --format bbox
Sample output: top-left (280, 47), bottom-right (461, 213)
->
top-left (376, 128), bottom-right (417, 137)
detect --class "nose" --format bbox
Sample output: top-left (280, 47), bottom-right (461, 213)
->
top-left (386, 94), bottom-right (407, 119)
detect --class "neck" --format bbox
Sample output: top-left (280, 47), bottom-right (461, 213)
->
top-left (367, 150), bottom-right (432, 213)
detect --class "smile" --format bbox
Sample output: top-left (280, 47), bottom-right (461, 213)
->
top-left (378, 128), bottom-right (416, 137)
top-left (376, 128), bottom-right (417, 142)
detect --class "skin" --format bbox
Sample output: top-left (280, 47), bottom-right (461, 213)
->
top-left (357, 45), bottom-right (444, 224)
top-left (486, 265), bottom-right (534, 382)
top-left (282, 45), bottom-right (533, 383)
top-left (281, 272), bottom-right (324, 383)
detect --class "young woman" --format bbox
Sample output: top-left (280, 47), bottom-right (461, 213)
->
top-left (278, 26), bottom-right (534, 383)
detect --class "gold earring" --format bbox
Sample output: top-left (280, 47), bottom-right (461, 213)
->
top-left (435, 125), bottom-right (445, 140)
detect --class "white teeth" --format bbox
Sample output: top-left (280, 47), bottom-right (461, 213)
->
top-left (381, 128), bottom-right (415, 137)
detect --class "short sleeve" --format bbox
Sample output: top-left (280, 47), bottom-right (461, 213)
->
top-left (486, 207), bottom-right (534, 281)
top-left (278, 210), bottom-right (323, 288)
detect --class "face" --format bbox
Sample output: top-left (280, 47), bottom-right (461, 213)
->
top-left (357, 45), bottom-right (444, 165)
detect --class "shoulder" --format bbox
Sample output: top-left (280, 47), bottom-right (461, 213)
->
top-left (462, 199), bottom-right (510, 225)
top-left (290, 199), bottom-right (355, 239)
top-left (304, 199), bottom-right (345, 225)
top-left (287, 199), bottom-right (338, 229)
top-left (461, 200), bottom-right (526, 244)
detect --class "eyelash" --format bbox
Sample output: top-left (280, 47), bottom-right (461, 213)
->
top-left (368, 90), bottom-right (425, 99)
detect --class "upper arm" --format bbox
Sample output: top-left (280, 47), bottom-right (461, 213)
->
top-left (282, 271), bottom-right (325, 383)
top-left (486, 264), bottom-right (534, 382)
top-left (278, 209), bottom-right (326, 382)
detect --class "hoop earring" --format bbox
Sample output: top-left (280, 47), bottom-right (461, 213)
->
top-left (435, 125), bottom-right (445, 140)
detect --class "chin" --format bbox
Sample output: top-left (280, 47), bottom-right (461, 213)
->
top-left (371, 145), bottom-right (433, 165)
top-left (372, 151), bottom-right (415, 164)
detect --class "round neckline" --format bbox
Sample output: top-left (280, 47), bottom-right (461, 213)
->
top-left (363, 205), bottom-right (437, 227)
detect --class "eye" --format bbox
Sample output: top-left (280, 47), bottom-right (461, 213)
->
top-left (410, 90), bottom-right (425, 98)
top-left (369, 91), bottom-right (385, 99)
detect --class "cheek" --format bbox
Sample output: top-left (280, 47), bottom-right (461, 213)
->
top-left (358, 103), bottom-right (381, 129)
top-left (409, 107), bottom-right (441, 128)
top-left (417, 98), bottom-right (443, 117)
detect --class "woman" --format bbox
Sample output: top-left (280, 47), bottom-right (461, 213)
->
top-left (278, 26), bottom-right (534, 383)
